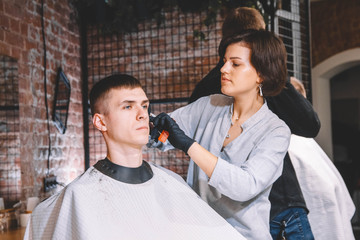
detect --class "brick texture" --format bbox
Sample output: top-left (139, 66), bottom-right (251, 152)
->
top-left (311, 0), bottom-right (360, 66)
top-left (1, 0), bottom-right (351, 204)
top-left (0, 0), bottom-right (83, 203)
top-left (85, 8), bottom-right (223, 177)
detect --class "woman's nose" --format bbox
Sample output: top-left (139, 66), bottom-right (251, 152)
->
top-left (220, 61), bottom-right (229, 73)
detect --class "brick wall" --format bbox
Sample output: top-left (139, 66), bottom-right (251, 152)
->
top-left (0, 0), bottom-right (83, 203)
top-left (0, 0), bottom-right (327, 204)
top-left (0, 55), bottom-right (21, 205)
top-left (86, 8), bottom-right (223, 177)
top-left (311, 0), bottom-right (360, 67)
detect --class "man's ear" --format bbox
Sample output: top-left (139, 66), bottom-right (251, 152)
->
top-left (93, 113), bottom-right (107, 132)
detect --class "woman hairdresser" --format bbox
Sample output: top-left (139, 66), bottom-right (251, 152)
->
top-left (150, 29), bottom-right (291, 240)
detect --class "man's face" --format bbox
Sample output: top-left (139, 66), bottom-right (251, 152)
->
top-left (97, 87), bottom-right (150, 149)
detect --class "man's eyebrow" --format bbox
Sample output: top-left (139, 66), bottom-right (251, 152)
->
top-left (120, 99), bottom-right (149, 104)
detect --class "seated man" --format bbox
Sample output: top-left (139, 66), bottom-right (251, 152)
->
top-left (24, 74), bottom-right (244, 240)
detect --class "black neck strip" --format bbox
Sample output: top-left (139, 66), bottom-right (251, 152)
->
top-left (94, 158), bottom-right (153, 184)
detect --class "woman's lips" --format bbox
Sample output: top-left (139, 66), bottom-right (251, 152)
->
top-left (221, 77), bottom-right (231, 83)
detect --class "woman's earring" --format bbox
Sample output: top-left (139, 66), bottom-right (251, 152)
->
top-left (259, 84), bottom-right (263, 97)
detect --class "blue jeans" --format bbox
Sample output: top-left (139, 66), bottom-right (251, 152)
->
top-left (270, 207), bottom-right (314, 240)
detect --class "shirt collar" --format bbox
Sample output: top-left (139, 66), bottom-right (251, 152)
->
top-left (229, 100), bottom-right (269, 131)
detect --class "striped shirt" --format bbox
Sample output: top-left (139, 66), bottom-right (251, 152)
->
top-left (164, 94), bottom-right (291, 239)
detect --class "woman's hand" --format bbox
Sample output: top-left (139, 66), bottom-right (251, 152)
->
top-left (151, 112), bottom-right (195, 154)
top-left (152, 112), bottom-right (217, 178)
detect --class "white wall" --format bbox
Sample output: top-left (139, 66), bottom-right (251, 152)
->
top-left (311, 48), bottom-right (360, 159)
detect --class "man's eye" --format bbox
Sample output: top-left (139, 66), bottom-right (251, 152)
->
top-left (142, 105), bottom-right (148, 109)
top-left (124, 106), bottom-right (131, 109)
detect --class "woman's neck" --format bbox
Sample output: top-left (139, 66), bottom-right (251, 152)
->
top-left (232, 94), bottom-right (264, 125)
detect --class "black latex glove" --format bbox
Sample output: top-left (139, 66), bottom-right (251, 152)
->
top-left (149, 114), bottom-right (160, 142)
top-left (151, 112), bottom-right (195, 153)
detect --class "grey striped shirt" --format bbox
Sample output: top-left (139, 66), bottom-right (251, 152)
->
top-left (163, 94), bottom-right (291, 239)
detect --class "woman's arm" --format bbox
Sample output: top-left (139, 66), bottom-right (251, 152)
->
top-left (152, 112), bottom-right (291, 202)
top-left (187, 143), bottom-right (218, 177)
top-left (208, 126), bottom-right (290, 201)
top-left (151, 112), bottom-right (218, 177)
top-left (149, 96), bottom-right (212, 151)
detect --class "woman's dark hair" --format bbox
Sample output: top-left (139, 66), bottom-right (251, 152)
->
top-left (89, 74), bottom-right (142, 116)
top-left (218, 29), bottom-right (287, 96)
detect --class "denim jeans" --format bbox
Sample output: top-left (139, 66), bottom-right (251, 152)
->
top-left (270, 207), bottom-right (314, 240)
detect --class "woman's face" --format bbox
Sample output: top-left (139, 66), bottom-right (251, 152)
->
top-left (220, 42), bottom-right (262, 98)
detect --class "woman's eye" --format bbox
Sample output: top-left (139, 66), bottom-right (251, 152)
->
top-left (233, 62), bottom-right (240, 67)
top-left (124, 106), bottom-right (131, 110)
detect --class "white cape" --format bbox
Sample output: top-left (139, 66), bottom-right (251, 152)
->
top-left (24, 164), bottom-right (245, 240)
top-left (288, 135), bottom-right (355, 240)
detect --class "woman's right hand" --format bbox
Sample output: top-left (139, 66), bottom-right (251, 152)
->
top-left (151, 112), bottom-right (195, 154)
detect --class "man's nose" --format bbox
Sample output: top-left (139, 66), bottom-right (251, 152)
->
top-left (137, 107), bottom-right (148, 120)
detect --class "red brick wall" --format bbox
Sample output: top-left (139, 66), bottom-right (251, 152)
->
top-left (0, 0), bottom-right (83, 202)
top-left (0, 0), bottom-right (332, 203)
top-left (311, 0), bottom-right (360, 66)
top-left (0, 56), bottom-right (21, 205)
top-left (86, 9), bottom-right (223, 177)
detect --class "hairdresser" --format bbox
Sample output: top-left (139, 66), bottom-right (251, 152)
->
top-left (188, 7), bottom-right (319, 240)
top-left (150, 29), bottom-right (290, 240)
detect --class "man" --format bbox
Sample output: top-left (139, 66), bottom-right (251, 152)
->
top-left (288, 77), bottom-right (356, 240)
top-left (189, 7), bottom-right (319, 240)
top-left (24, 74), bottom-right (244, 240)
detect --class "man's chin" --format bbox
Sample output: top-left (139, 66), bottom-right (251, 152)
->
top-left (138, 137), bottom-right (150, 147)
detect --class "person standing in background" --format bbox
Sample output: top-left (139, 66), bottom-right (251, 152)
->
top-left (189, 7), bottom-right (265, 103)
top-left (288, 77), bottom-right (356, 240)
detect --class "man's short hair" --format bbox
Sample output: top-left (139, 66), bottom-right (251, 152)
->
top-left (219, 29), bottom-right (287, 96)
top-left (89, 74), bottom-right (142, 116)
top-left (222, 7), bottom-right (266, 38)
top-left (290, 77), bottom-right (307, 98)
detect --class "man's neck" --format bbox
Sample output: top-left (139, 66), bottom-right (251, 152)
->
top-left (106, 145), bottom-right (144, 168)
